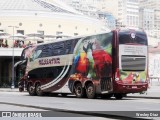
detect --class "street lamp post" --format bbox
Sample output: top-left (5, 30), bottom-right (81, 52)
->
top-left (8, 26), bottom-right (18, 89)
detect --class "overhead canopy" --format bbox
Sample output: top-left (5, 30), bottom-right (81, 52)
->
top-left (0, 32), bottom-right (10, 39)
top-left (0, 0), bottom-right (81, 14)
top-left (10, 33), bottom-right (26, 40)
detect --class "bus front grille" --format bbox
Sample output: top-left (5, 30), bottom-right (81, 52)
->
top-left (121, 55), bottom-right (146, 71)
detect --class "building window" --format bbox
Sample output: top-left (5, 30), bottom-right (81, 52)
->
top-left (37, 31), bottom-right (44, 35)
top-left (86, 28), bottom-right (88, 31)
top-left (56, 31), bottom-right (63, 39)
top-left (39, 24), bottom-right (43, 27)
top-left (17, 30), bottom-right (24, 35)
top-left (75, 26), bottom-right (77, 29)
top-left (56, 31), bottom-right (63, 35)
top-left (74, 33), bottom-right (78, 36)
top-left (0, 23), bottom-right (1, 26)
top-left (58, 25), bottom-right (61, 28)
top-left (19, 23), bottom-right (22, 26)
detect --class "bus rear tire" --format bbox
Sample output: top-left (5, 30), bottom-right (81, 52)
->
top-left (114, 93), bottom-right (123, 99)
top-left (74, 83), bottom-right (85, 98)
top-left (28, 84), bottom-right (36, 96)
top-left (36, 84), bottom-right (44, 96)
top-left (86, 83), bottom-right (96, 99)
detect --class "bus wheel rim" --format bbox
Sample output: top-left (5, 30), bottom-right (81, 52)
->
top-left (76, 86), bottom-right (82, 95)
top-left (29, 86), bottom-right (34, 93)
top-left (37, 86), bottom-right (41, 94)
top-left (87, 86), bottom-right (93, 96)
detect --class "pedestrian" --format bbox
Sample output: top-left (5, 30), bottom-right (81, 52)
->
top-left (19, 40), bottom-right (23, 48)
top-left (27, 41), bottom-right (31, 46)
top-left (4, 39), bottom-right (8, 47)
top-left (0, 39), bottom-right (3, 47)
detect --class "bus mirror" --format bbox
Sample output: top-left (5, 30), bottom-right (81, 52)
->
top-left (14, 61), bottom-right (23, 68)
top-left (25, 57), bottom-right (28, 61)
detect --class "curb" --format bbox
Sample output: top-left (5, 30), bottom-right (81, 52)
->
top-left (0, 89), bottom-right (19, 92)
top-left (127, 96), bottom-right (160, 99)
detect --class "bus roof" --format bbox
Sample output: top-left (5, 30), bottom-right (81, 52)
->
top-left (117, 27), bottom-right (145, 33)
top-left (35, 30), bottom-right (111, 46)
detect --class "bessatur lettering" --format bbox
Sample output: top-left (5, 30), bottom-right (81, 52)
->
top-left (39, 58), bottom-right (60, 65)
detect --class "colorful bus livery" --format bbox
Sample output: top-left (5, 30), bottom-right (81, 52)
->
top-left (16, 28), bottom-right (148, 99)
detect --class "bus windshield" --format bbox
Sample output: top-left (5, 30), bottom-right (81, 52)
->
top-left (119, 30), bottom-right (148, 45)
top-left (20, 46), bottom-right (33, 60)
top-left (21, 48), bottom-right (28, 60)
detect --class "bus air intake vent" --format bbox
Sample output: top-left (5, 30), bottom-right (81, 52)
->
top-left (100, 77), bottom-right (112, 92)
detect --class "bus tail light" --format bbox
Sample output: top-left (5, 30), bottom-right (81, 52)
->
top-left (115, 68), bottom-right (120, 81)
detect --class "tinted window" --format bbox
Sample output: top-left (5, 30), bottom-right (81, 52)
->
top-left (21, 46), bottom-right (30, 60)
top-left (119, 31), bottom-right (148, 45)
top-left (35, 38), bottom-right (80, 59)
top-left (28, 66), bottom-right (64, 79)
top-left (83, 32), bottom-right (113, 48)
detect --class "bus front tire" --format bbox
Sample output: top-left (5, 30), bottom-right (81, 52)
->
top-left (74, 83), bottom-right (85, 98)
top-left (28, 85), bottom-right (36, 96)
top-left (86, 83), bottom-right (96, 99)
top-left (19, 87), bottom-right (24, 92)
top-left (36, 84), bottom-right (44, 96)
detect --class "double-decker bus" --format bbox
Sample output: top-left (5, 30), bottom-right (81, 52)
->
top-left (16, 28), bottom-right (148, 99)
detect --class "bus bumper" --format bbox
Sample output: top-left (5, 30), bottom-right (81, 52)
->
top-left (113, 83), bottom-right (148, 93)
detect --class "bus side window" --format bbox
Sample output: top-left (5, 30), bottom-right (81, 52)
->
top-left (52, 49), bottom-right (64, 55)
top-left (53, 43), bottom-right (64, 49)
top-left (52, 42), bottom-right (65, 56)
top-left (65, 40), bottom-right (72, 54)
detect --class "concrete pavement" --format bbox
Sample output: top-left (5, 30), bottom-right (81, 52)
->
top-left (0, 84), bottom-right (160, 99)
top-left (0, 88), bottom-right (19, 92)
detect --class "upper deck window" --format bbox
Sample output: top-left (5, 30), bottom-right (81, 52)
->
top-left (119, 30), bottom-right (148, 45)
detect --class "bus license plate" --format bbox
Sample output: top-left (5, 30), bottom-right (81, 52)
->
top-left (132, 86), bottom-right (137, 88)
